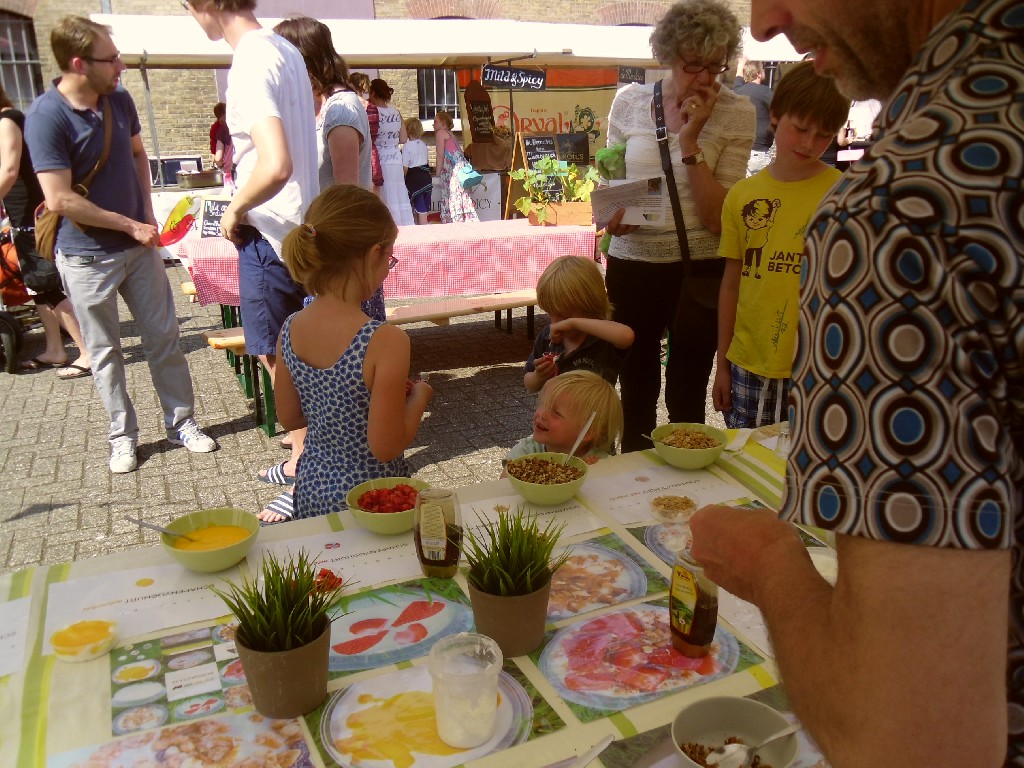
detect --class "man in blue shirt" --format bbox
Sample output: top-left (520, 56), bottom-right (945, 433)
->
top-left (733, 58), bottom-right (775, 175)
top-left (25, 16), bottom-right (216, 473)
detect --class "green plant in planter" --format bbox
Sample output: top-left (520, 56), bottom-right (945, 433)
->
top-left (510, 156), bottom-right (601, 224)
top-left (463, 506), bottom-right (572, 596)
top-left (209, 550), bottom-right (346, 652)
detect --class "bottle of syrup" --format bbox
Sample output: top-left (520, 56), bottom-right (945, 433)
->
top-left (414, 489), bottom-right (463, 579)
top-left (669, 548), bottom-right (718, 657)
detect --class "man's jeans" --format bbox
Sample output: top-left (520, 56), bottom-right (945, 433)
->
top-left (58, 244), bottom-right (195, 444)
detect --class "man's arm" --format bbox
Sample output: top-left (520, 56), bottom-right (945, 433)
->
top-left (0, 118), bottom-right (22, 200)
top-left (690, 506), bottom-right (1010, 768)
top-left (221, 115), bottom-right (292, 243)
top-left (36, 167), bottom-right (157, 247)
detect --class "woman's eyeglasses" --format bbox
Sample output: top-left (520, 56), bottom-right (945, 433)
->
top-left (387, 256), bottom-right (399, 271)
top-left (679, 61), bottom-right (730, 74)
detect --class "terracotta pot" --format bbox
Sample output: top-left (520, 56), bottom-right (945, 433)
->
top-left (527, 201), bottom-right (593, 227)
top-left (234, 622), bottom-right (331, 719)
top-left (467, 580), bottom-right (551, 657)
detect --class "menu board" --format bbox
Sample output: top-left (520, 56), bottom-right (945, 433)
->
top-left (505, 132), bottom-right (594, 218)
top-left (199, 196), bottom-right (231, 238)
top-left (463, 79), bottom-right (495, 144)
top-left (618, 66), bottom-right (646, 85)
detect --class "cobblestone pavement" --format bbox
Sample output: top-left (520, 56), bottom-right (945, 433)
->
top-left (0, 262), bottom-right (720, 573)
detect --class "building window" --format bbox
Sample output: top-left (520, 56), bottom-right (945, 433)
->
top-left (0, 13), bottom-right (44, 111)
top-left (417, 68), bottom-right (460, 128)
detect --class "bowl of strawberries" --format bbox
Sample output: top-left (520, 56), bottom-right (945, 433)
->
top-left (345, 477), bottom-right (430, 535)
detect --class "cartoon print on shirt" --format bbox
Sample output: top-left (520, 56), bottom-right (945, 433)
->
top-left (740, 198), bottom-right (781, 279)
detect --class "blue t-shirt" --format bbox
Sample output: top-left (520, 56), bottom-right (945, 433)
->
top-left (24, 82), bottom-right (146, 254)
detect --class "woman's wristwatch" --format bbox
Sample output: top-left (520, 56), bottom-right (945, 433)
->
top-left (681, 147), bottom-right (705, 166)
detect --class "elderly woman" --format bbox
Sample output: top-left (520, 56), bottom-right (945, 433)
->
top-left (604, 0), bottom-right (754, 451)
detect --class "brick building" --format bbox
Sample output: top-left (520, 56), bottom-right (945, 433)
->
top-left (1, 0), bottom-right (750, 172)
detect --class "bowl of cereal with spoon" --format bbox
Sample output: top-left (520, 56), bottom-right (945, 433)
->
top-left (650, 423), bottom-right (728, 470)
top-left (505, 452), bottom-right (588, 505)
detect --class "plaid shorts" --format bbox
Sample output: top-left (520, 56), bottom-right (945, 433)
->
top-left (725, 363), bottom-right (792, 428)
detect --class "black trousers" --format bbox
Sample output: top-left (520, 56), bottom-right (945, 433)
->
top-left (606, 256), bottom-right (719, 452)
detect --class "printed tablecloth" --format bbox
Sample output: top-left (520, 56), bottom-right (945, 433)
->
top-left (182, 219), bottom-right (596, 307)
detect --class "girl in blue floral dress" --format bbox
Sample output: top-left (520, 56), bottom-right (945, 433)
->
top-left (258, 185), bottom-right (434, 523)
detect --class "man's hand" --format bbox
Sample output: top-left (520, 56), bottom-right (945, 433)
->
top-left (220, 202), bottom-right (245, 244)
top-left (689, 505), bottom-right (808, 602)
top-left (129, 221), bottom-right (160, 247)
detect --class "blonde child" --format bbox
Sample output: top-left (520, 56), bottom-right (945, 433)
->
top-left (402, 117), bottom-right (432, 224)
top-left (507, 371), bottom-right (624, 466)
top-left (259, 185), bottom-right (433, 523)
top-left (713, 61), bottom-right (848, 428)
top-left (524, 255), bottom-right (634, 393)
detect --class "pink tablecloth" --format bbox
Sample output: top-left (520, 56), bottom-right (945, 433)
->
top-left (182, 219), bottom-right (596, 307)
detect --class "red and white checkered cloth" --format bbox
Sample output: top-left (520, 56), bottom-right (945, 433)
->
top-left (183, 220), bottom-right (597, 307)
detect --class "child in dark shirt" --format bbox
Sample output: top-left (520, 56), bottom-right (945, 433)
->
top-left (524, 255), bottom-right (634, 393)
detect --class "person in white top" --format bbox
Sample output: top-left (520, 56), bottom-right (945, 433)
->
top-left (402, 117), bottom-right (432, 224)
top-left (368, 78), bottom-right (414, 226)
top-left (183, 0), bottom-right (317, 375)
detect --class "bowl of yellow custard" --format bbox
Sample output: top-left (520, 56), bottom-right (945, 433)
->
top-left (161, 507), bottom-right (259, 573)
top-left (51, 619), bottom-right (118, 662)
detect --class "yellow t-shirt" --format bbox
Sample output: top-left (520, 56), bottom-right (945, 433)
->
top-left (718, 167), bottom-right (842, 378)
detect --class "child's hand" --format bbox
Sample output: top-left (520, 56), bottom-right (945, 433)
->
top-left (548, 319), bottom-right (577, 344)
top-left (534, 353), bottom-right (559, 381)
top-left (582, 455), bottom-right (601, 465)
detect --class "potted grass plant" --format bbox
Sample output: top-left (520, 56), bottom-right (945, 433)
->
top-left (463, 506), bottom-right (572, 656)
top-left (209, 550), bottom-right (345, 718)
top-left (509, 156), bottom-right (600, 226)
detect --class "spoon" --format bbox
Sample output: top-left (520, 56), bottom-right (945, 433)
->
top-left (125, 516), bottom-right (196, 542)
top-left (706, 723), bottom-right (801, 768)
top-left (563, 411), bottom-right (597, 465)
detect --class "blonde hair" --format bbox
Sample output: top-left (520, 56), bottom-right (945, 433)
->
top-left (536, 255), bottom-right (611, 320)
top-left (406, 117), bottom-right (424, 139)
top-left (282, 184), bottom-right (397, 297)
top-left (434, 110), bottom-right (454, 130)
top-left (540, 371), bottom-right (623, 455)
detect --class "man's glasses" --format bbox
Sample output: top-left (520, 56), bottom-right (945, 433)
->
top-left (82, 53), bottom-right (122, 65)
top-left (678, 61), bottom-right (730, 74)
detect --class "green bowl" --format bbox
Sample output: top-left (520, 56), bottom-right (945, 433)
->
top-left (671, 696), bottom-right (798, 768)
top-left (650, 422), bottom-right (728, 470)
top-left (160, 507), bottom-right (259, 573)
top-left (345, 477), bottom-right (430, 535)
top-left (505, 452), bottom-right (588, 506)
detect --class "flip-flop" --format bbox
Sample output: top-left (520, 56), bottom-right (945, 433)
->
top-left (56, 364), bottom-right (92, 380)
top-left (20, 357), bottom-right (65, 371)
top-left (259, 490), bottom-right (294, 526)
top-left (257, 461), bottom-right (295, 486)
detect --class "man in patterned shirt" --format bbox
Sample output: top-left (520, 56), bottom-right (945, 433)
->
top-left (690, 0), bottom-right (1023, 765)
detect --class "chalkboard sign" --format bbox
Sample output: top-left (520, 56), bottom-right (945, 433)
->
top-left (463, 79), bottom-right (495, 144)
top-left (481, 64), bottom-right (546, 91)
top-left (556, 133), bottom-right (590, 165)
top-left (618, 66), bottom-right (646, 85)
top-left (505, 132), bottom-right (597, 218)
top-left (200, 196), bottom-right (231, 238)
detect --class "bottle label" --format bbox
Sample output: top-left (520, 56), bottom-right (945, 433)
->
top-left (419, 503), bottom-right (447, 560)
top-left (670, 564), bottom-right (699, 635)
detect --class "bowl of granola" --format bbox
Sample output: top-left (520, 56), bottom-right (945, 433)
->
top-left (650, 423), bottom-right (728, 470)
top-left (671, 695), bottom-right (798, 768)
top-left (505, 452), bottom-right (587, 506)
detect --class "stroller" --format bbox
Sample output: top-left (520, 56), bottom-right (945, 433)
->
top-left (0, 220), bottom-right (37, 374)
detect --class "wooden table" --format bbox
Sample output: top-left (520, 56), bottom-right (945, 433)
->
top-left (0, 437), bottom-right (831, 768)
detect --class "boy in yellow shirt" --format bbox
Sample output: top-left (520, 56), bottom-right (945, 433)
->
top-left (713, 62), bottom-right (849, 428)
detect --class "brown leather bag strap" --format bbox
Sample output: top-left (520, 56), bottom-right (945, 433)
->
top-left (73, 95), bottom-right (113, 196)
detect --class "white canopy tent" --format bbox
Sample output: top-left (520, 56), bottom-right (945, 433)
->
top-left (92, 15), bottom-right (661, 70)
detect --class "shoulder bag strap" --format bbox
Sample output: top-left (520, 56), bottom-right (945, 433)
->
top-left (74, 95), bottom-right (113, 196)
top-left (653, 80), bottom-right (696, 278)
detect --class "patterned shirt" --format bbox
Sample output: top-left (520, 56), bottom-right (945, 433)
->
top-left (780, 0), bottom-right (1024, 760)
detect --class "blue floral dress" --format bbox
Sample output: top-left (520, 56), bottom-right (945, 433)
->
top-left (282, 315), bottom-right (409, 519)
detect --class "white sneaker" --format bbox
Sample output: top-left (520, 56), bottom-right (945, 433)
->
top-left (168, 418), bottom-right (218, 453)
top-left (110, 440), bottom-right (137, 474)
